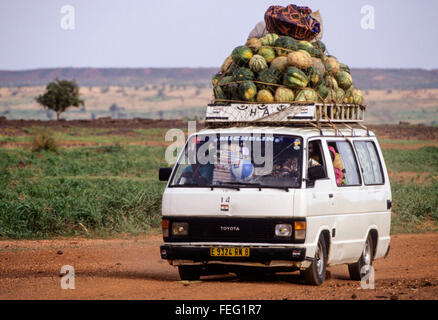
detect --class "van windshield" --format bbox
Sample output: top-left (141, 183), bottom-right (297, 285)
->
top-left (169, 134), bottom-right (303, 189)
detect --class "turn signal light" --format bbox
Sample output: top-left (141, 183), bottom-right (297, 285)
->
top-left (294, 221), bottom-right (306, 240)
top-left (161, 219), bottom-right (169, 237)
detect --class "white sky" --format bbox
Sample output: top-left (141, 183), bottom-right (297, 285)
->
top-left (1, 0), bottom-right (437, 70)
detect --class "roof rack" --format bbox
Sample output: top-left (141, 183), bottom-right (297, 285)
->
top-left (205, 103), bottom-right (366, 126)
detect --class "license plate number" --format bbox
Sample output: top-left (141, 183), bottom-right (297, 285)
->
top-left (210, 247), bottom-right (250, 257)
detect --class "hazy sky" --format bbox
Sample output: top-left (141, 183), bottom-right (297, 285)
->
top-left (1, 0), bottom-right (437, 70)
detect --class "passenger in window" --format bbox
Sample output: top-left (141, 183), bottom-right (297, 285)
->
top-left (329, 146), bottom-right (344, 187)
top-left (308, 142), bottom-right (321, 167)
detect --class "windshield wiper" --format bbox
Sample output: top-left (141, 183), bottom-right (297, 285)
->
top-left (260, 185), bottom-right (290, 192)
top-left (211, 184), bottom-right (241, 191)
top-left (171, 184), bottom-right (240, 190)
top-left (225, 181), bottom-right (262, 190)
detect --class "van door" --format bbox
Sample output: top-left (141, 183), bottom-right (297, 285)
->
top-left (326, 139), bottom-right (368, 264)
top-left (304, 139), bottom-right (336, 258)
top-left (353, 139), bottom-right (391, 258)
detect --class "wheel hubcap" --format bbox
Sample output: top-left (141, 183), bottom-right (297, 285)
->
top-left (364, 240), bottom-right (371, 266)
top-left (315, 242), bottom-right (324, 275)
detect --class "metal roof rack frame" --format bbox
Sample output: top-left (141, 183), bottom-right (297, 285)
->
top-left (205, 103), bottom-right (368, 135)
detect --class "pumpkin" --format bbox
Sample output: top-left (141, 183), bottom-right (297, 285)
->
top-left (295, 88), bottom-right (318, 102)
top-left (218, 76), bottom-right (234, 87)
top-left (325, 75), bottom-right (339, 90)
top-left (260, 33), bottom-right (279, 46)
top-left (249, 55), bottom-right (268, 73)
top-left (316, 84), bottom-right (329, 100)
top-left (283, 67), bottom-right (308, 88)
top-left (298, 50), bottom-right (312, 58)
top-left (339, 63), bottom-right (351, 73)
top-left (336, 71), bottom-right (353, 90)
top-left (312, 40), bottom-right (326, 53)
top-left (212, 73), bottom-right (222, 87)
top-left (311, 57), bottom-right (325, 74)
top-left (233, 67), bottom-right (254, 81)
top-left (274, 87), bottom-right (295, 103)
top-left (308, 67), bottom-right (323, 87)
top-left (228, 82), bottom-right (240, 101)
top-left (353, 89), bottom-right (363, 105)
top-left (343, 86), bottom-right (355, 104)
top-left (308, 47), bottom-right (323, 58)
top-left (270, 56), bottom-right (288, 73)
top-left (220, 56), bottom-right (233, 73)
top-left (245, 38), bottom-right (262, 53)
top-left (257, 68), bottom-right (282, 92)
top-left (258, 47), bottom-right (276, 63)
top-left (325, 88), bottom-right (337, 103)
top-left (287, 51), bottom-right (312, 69)
top-left (326, 56), bottom-right (340, 74)
top-left (274, 36), bottom-right (298, 56)
top-left (257, 89), bottom-right (274, 103)
top-left (231, 46), bottom-right (253, 66)
top-left (336, 88), bottom-right (345, 103)
top-left (297, 41), bottom-right (314, 54)
top-left (214, 86), bottom-right (226, 102)
top-left (239, 81), bottom-right (257, 101)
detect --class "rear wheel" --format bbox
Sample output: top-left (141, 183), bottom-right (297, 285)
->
top-left (348, 233), bottom-right (374, 281)
top-left (300, 234), bottom-right (327, 285)
top-left (178, 265), bottom-right (201, 281)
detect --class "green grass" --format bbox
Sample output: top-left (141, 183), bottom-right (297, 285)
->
top-left (382, 146), bottom-right (438, 232)
top-left (391, 180), bottom-right (438, 233)
top-left (0, 130), bottom-right (438, 238)
top-left (0, 145), bottom-right (168, 238)
top-left (382, 146), bottom-right (438, 173)
top-left (0, 126), bottom-right (169, 145)
top-left (378, 138), bottom-right (437, 146)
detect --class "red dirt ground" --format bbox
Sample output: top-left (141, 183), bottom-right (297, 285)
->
top-left (0, 233), bottom-right (437, 300)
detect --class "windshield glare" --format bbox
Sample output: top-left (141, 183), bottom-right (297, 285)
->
top-left (170, 134), bottom-right (303, 189)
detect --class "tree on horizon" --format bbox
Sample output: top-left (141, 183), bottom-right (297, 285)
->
top-left (36, 78), bottom-right (84, 120)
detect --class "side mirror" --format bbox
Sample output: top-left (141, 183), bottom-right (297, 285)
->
top-left (159, 167), bottom-right (172, 181)
top-left (308, 165), bottom-right (326, 181)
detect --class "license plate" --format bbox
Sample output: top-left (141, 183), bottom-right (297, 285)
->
top-left (210, 247), bottom-right (250, 257)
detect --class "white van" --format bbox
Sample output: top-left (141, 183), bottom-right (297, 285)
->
top-left (159, 103), bottom-right (391, 285)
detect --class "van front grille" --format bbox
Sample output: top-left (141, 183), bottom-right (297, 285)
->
top-left (163, 216), bottom-right (304, 244)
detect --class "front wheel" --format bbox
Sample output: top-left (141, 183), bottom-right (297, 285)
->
top-left (348, 233), bottom-right (374, 281)
top-left (178, 265), bottom-right (201, 281)
top-left (300, 234), bottom-right (328, 285)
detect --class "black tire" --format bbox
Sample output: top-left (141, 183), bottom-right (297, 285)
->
top-left (301, 234), bottom-right (328, 285)
top-left (348, 233), bottom-right (374, 281)
top-left (178, 265), bottom-right (201, 281)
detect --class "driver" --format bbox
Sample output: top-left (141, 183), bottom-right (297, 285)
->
top-left (272, 157), bottom-right (299, 177)
top-left (180, 163), bottom-right (214, 185)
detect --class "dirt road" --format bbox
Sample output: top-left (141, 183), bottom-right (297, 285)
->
top-left (0, 233), bottom-right (437, 300)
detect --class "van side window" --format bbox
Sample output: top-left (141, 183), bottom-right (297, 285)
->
top-left (327, 141), bottom-right (361, 187)
top-left (308, 140), bottom-right (325, 171)
top-left (354, 141), bottom-right (384, 185)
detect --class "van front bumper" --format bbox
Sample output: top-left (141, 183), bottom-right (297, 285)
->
top-left (160, 244), bottom-right (306, 263)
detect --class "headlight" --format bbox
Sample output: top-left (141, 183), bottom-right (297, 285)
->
top-left (275, 224), bottom-right (292, 237)
top-left (172, 222), bottom-right (189, 236)
top-left (294, 221), bottom-right (306, 240)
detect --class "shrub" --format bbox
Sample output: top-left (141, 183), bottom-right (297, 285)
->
top-left (31, 131), bottom-right (58, 152)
